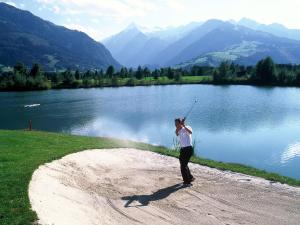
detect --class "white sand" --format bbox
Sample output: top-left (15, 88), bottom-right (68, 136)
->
top-left (29, 148), bottom-right (300, 225)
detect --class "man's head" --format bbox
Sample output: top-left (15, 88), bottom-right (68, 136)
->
top-left (175, 118), bottom-right (182, 128)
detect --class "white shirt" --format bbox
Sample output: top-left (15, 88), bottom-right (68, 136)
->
top-left (178, 126), bottom-right (193, 148)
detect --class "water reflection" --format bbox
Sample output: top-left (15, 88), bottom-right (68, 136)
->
top-left (281, 142), bottom-right (300, 164)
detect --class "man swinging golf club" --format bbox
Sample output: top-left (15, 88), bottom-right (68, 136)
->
top-left (175, 118), bottom-right (195, 185)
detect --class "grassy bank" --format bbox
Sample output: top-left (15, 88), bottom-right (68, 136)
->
top-left (0, 75), bottom-right (214, 91)
top-left (0, 130), bottom-right (299, 225)
top-left (74, 75), bottom-right (214, 87)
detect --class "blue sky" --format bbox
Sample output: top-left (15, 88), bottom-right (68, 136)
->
top-left (1, 0), bottom-right (300, 41)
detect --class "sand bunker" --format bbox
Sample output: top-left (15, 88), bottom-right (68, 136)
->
top-left (29, 148), bottom-right (300, 225)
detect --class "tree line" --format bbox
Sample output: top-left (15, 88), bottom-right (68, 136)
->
top-left (212, 57), bottom-right (300, 86)
top-left (1, 57), bottom-right (300, 91)
top-left (0, 63), bottom-right (213, 90)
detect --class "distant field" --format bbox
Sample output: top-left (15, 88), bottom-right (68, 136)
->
top-left (49, 75), bottom-right (214, 89)
top-left (106, 75), bottom-right (213, 86)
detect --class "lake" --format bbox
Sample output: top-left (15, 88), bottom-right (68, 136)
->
top-left (1, 85), bottom-right (300, 179)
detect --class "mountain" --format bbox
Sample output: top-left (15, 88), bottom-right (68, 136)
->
top-left (102, 21), bottom-right (204, 68)
top-left (237, 18), bottom-right (300, 41)
top-left (176, 41), bottom-right (270, 68)
top-left (0, 3), bottom-right (120, 71)
top-left (104, 18), bottom-right (300, 68)
top-left (152, 19), bottom-right (225, 66)
top-left (176, 24), bottom-right (300, 67)
top-left (103, 23), bottom-right (168, 67)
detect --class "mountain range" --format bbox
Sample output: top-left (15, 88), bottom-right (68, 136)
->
top-left (0, 3), bottom-right (120, 71)
top-left (1, 1), bottom-right (300, 71)
top-left (104, 18), bottom-right (300, 68)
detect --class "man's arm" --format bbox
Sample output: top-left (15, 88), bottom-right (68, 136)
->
top-left (175, 127), bottom-right (180, 136)
top-left (182, 125), bottom-right (192, 134)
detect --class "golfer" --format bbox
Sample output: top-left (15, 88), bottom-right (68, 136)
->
top-left (175, 118), bottom-right (195, 185)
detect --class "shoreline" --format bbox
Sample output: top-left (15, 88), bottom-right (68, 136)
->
top-left (2, 76), bottom-right (300, 92)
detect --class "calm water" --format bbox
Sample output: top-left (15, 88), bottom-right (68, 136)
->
top-left (1, 85), bottom-right (300, 179)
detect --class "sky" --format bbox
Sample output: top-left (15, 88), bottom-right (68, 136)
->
top-left (1, 0), bottom-right (300, 41)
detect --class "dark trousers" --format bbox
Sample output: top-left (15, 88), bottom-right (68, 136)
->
top-left (179, 146), bottom-right (194, 182)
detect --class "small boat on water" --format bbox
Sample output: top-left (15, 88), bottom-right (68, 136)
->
top-left (24, 104), bottom-right (41, 108)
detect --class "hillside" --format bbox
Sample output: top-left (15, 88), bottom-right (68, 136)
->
top-left (104, 19), bottom-right (300, 68)
top-left (175, 23), bottom-right (300, 67)
top-left (0, 3), bottom-right (120, 71)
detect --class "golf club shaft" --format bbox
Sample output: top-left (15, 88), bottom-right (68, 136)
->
top-left (183, 100), bottom-right (197, 121)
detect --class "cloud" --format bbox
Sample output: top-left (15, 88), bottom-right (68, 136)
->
top-left (52, 5), bottom-right (60, 14)
top-left (32, 0), bottom-right (161, 39)
top-left (64, 23), bottom-right (105, 41)
top-left (9, 0), bottom-right (300, 40)
top-left (164, 0), bottom-right (184, 12)
top-left (4, 1), bottom-right (17, 7)
top-left (35, 0), bottom-right (158, 19)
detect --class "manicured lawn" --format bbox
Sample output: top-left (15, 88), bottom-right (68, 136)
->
top-left (0, 129), bottom-right (299, 225)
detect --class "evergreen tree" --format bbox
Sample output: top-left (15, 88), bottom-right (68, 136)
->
top-left (99, 69), bottom-right (104, 77)
top-left (63, 69), bottom-right (75, 86)
top-left (213, 69), bottom-right (221, 82)
top-left (135, 66), bottom-right (144, 80)
top-left (94, 71), bottom-right (98, 79)
top-left (219, 61), bottom-right (230, 78)
top-left (106, 65), bottom-right (115, 78)
top-left (128, 68), bottom-right (134, 78)
top-left (255, 57), bottom-right (275, 84)
top-left (84, 70), bottom-right (92, 78)
top-left (143, 67), bottom-right (150, 77)
top-left (153, 69), bottom-right (159, 80)
top-left (160, 68), bottom-right (165, 77)
top-left (29, 64), bottom-right (41, 78)
top-left (237, 65), bottom-right (246, 77)
top-left (14, 62), bottom-right (27, 75)
top-left (229, 63), bottom-right (236, 75)
top-left (277, 70), bottom-right (286, 84)
top-left (75, 70), bottom-right (81, 80)
top-left (295, 71), bottom-right (300, 85)
top-left (120, 67), bottom-right (128, 78)
top-left (167, 67), bottom-right (174, 79)
top-left (14, 71), bottom-right (26, 89)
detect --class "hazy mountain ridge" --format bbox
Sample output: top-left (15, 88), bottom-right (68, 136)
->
top-left (104, 19), bottom-right (300, 68)
top-left (0, 2), bottom-right (120, 70)
top-left (237, 18), bottom-right (300, 41)
top-left (103, 24), bottom-right (169, 67)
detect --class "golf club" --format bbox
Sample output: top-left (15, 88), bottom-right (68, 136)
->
top-left (183, 99), bottom-right (198, 122)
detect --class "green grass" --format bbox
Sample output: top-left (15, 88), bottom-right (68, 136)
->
top-left (52, 76), bottom-right (214, 89)
top-left (116, 76), bottom-right (213, 86)
top-left (0, 129), bottom-right (299, 225)
top-left (108, 76), bottom-right (213, 86)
